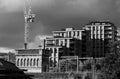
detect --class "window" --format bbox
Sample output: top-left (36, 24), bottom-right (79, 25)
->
top-left (17, 59), bottom-right (19, 66)
top-left (108, 27), bottom-right (112, 30)
top-left (69, 32), bottom-right (71, 37)
top-left (56, 40), bottom-right (59, 46)
top-left (64, 33), bottom-right (67, 37)
top-left (60, 33), bottom-right (62, 36)
top-left (27, 59), bottom-right (29, 66)
top-left (30, 59), bottom-right (32, 66)
top-left (75, 31), bottom-right (78, 37)
top-left (24, 59), bottom-right (26, 66)
top-left (73, 31), bottom-right (75, 36)
top-left (50, 48), bottom-right (53, 53)
top-left (21, 59), bottom-right (23, 66)
top-left (108, 36), bottom-right (112, 38)
top-left (62, 33), bottom-right (64, 37)
top-left (54, 48), bottom-right (57, 53)
top-left (61, 41), bottom-right (63, 46)
top-left (37, 59), bottom-right (39, 66)
top-left (33, 59), bottom-right (36, 66)
top-left (108, 32), bottom-right (112, 34)
top-left (93, 27), bottom-right (95, 31)
top-left (65, 39), bottom-right (67, 46)
top-left (77, 31), bottom-right (80, 36)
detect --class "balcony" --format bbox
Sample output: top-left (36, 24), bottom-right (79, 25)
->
top-left (46, 44), bottom-right (56, 47)
top-left (54, 36), bottom-right (64, 38)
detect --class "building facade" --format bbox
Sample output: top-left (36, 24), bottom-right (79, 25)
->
top-left (45, 28), bottom-right (85, 67)
top-left (16, 49), bottom-right (49, 73)
top-left (14, 21), bottom-right (118, 73)
top-left (84, 21), bottom-right (117, 57)
top-left (40, 21), bottom-right (117, 68)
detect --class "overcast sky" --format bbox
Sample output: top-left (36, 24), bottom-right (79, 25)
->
top-left (0, 0), bottom-right (120, 49)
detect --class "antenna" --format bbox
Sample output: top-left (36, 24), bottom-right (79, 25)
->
top-left (24, 0), bottom-right (35, 49)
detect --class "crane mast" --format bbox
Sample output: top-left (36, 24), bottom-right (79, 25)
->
top-left (24, 0), bottom-right (35, 49)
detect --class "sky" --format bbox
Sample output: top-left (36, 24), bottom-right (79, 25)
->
top-left (0, 0), bottom-right (120, 51)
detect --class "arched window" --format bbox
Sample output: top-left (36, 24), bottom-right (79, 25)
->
top-left (37, 58), bottom-right (39, 66)
top-left (20, 59), bottom-right (23, 66)
top-left (33, 59), bottom-right (36, 66)
top-left (30, 59), bottom-right (33, 66)
top-left (27, 59), bottom-right (29, 66)
top-left (24, 58), bottom-right (26, 66)
top-left (17, 59), bottom-right (19, 66)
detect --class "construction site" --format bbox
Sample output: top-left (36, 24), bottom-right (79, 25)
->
top-left (14, 0), bottom-right (118, 79)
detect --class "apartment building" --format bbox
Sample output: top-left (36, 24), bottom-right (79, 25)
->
top-left (45, 28), bottom-right (85, 67)
top-left (84, 21), bottom-right (117, 57)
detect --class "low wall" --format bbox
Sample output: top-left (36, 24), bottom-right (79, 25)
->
top-left (27, 72), bottom-right (94, 79)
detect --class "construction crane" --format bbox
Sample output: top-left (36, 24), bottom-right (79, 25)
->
top-left (24, 0), bottom-right (35, 49)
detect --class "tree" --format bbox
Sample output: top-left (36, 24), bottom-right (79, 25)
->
top-left (99, 41), bottom-right (120, 79)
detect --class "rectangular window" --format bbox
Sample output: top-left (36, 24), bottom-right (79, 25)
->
top-left (73, 31), bottom-right (75, 36)
top-left (77, 31), bottom-right (79, 36)
top-left (69, 32), bottom-right (71, 37)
